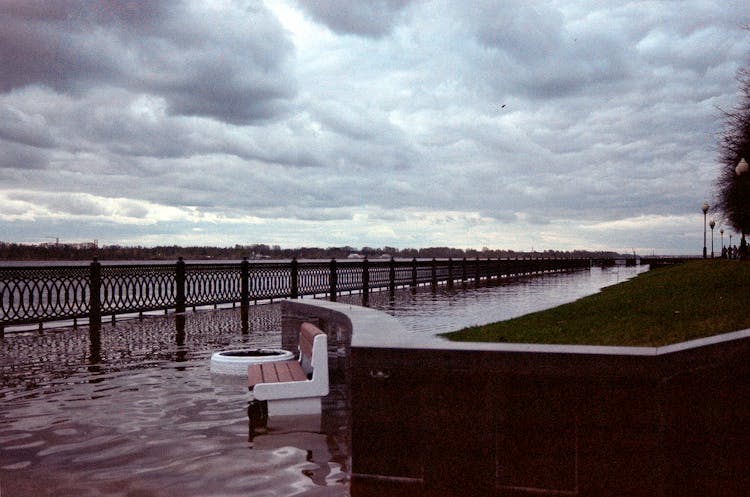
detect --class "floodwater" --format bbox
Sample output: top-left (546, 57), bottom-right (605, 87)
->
top-left (0, 265), bottom-right (646, 496)
top-left (341, 265), bottom-right (648, 334)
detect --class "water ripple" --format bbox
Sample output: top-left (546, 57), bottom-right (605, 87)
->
top-left (1, 268), bottom-right (645, 496)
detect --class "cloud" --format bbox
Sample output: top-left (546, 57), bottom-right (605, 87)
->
top-left (0, 1), bottom-right (748, 254)
top-left (0, 104), bottom-right (57, 149)
top-left (294, 0), bottom-right (413, 37)
top-left (0, 141), bottom-right (50, 170)
top-left (0, 0), bottom-right (297, 124)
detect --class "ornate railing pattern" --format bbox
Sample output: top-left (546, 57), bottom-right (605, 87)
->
top-left (0, 256), bottom-right (592, 333)
top-left (100, 264), bottom-right (176, 315)
top-left (296, 261), bottom-right (330, 297)
top-left (247, 262), bottom-right (293, 301)
top-left (185, 263), bottom-right (241, 308)
top-left (0, 266), bottom-right (91, 325)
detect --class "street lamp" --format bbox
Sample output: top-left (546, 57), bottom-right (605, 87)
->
top-left (720, 228), bottom-right (724, 257)
top-left (702, 202), bottom-right (709, 258)
top-left (710, 219), bottom-right (715, 258)
top-left (736, 157), bottom-right (749, 175)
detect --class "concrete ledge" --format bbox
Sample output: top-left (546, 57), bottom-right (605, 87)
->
top-left (289, 297), bottom-right (750, 355)
top-left (281, 299), bottom-right (750, 497)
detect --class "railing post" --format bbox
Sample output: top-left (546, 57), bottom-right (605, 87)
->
top-left (89, 258), bottom-right (101, 330)
top-left (241, 257), bottom-right (249, 307)
top-left (329, 258), bottom-right (337, 302)
top-left (411, 258), bottom-right (418, 288)
top-left (291, 257), bottom-right (299, 299)
top-left (431, 258), bottom-right (437, 289)
top-left (88, 324), bottom-right (101, 366)
top-left (175, 314), bottom-right (186, 353)
top-left (462, 257), bottom-right (467, 284)
top-left (389, 257), bottom-right (396, 297)
top-left (447, 257), bottom-right (454, 289)
top-left (475, 257), bottom-right (481, 286)
top-left (175, 257), bottom-right (186, 313)
top-left (240, 257), bottom-right (249, 328)
top-left (362, 257), bottom-right (370, 306)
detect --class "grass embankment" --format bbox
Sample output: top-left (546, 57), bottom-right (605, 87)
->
top-left (442, 260), bottom-right (750, 347)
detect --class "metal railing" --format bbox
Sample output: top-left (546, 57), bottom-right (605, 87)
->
top-left (0, 257), bottom-right (590, 334)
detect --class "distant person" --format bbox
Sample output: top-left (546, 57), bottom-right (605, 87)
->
top-left (722, 245), bottom-right (728, 258)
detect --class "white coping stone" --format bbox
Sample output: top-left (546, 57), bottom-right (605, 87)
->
top-left (286, 299), bottom-right (750, 357)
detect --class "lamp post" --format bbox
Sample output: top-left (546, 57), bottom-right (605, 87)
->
top-left (702, 202), bottom-right (709, 259)
top-left (710, 219), bottom-right (715, 258)
top-left (720, 228), bottom-right (724, 257)
top-left (736, 158), bottom-right (749, 259)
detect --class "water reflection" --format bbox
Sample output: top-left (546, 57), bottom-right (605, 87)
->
top-left (340, 265), bottom-right (648, 334)
top-left (1, 267), bottom-right (652, 497)
top-left (1, 304), bottom-right (351, 497)
top-left (1, 305), bottom-right (281, 400)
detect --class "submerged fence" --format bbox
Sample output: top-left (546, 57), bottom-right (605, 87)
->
top-left (0, 257), bottom-right (590, 334)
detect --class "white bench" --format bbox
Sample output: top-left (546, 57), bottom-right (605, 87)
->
top-left (248, 322), bottom-right (329, 416)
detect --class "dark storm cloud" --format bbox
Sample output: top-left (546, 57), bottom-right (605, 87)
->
top-left (0, 140), bottom-right (49, 170)
top-left (459, 1), bottom-right (633, 100)
top-left (0, 0), bottom-right (168, 92)
top-left (295, 0), bottom-right (413, 37)
top-left (0, 104), bottom-right (57, 149)
top-left (0, 0), bottom-right (296, 124)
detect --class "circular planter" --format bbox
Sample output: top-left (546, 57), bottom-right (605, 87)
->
top-left (210, 348), bottom-right (294, 376)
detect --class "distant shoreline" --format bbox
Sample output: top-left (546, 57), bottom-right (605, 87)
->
top-left (0, 242), bottom-right (629, 262)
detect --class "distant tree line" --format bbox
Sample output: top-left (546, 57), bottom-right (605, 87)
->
top-left (0, 241), bottom-right (626, 262)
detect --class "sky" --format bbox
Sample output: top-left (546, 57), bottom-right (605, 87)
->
top-left (1, 1), bottom-right (749, 255)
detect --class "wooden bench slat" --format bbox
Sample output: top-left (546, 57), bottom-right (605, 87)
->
top-left (289, 361), bottom-right (308, 381)
top-left (248, 364), bottom-right (264, 389)
top-left (274, 362), bottom-right (292, 383)
top-left (276, 361), bottom-right (307, 382)
top-left (249, 360), bottom-right (307, 389)
top-left (260, 362), bottom-right (279, 383)
top-left (300, 323), bottom-right (323, 359)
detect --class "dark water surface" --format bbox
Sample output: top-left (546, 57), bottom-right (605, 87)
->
top-left (1, 266), bottom-right (646, 496)
top-left (341, 265), bottom-right (648, 334)
top-left (0, 307), bottom-right (351, 497)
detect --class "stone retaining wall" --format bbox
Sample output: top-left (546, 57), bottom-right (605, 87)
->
top-left (281, 299), bottom-right (750, 497)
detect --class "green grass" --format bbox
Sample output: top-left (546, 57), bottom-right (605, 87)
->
top-left (441, 260), bottom-right (750, 347)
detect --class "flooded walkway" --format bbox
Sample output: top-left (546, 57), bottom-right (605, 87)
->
top-left (0, 306), bottom-right (351, 497)
top-left (1, 266), bottom-right (645, 496)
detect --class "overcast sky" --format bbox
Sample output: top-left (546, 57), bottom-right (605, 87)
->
top-left (1, 1), bottom-right (748, 254)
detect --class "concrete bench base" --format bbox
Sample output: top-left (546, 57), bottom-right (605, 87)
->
top-left (258, 396), bottom-right (322, 417)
